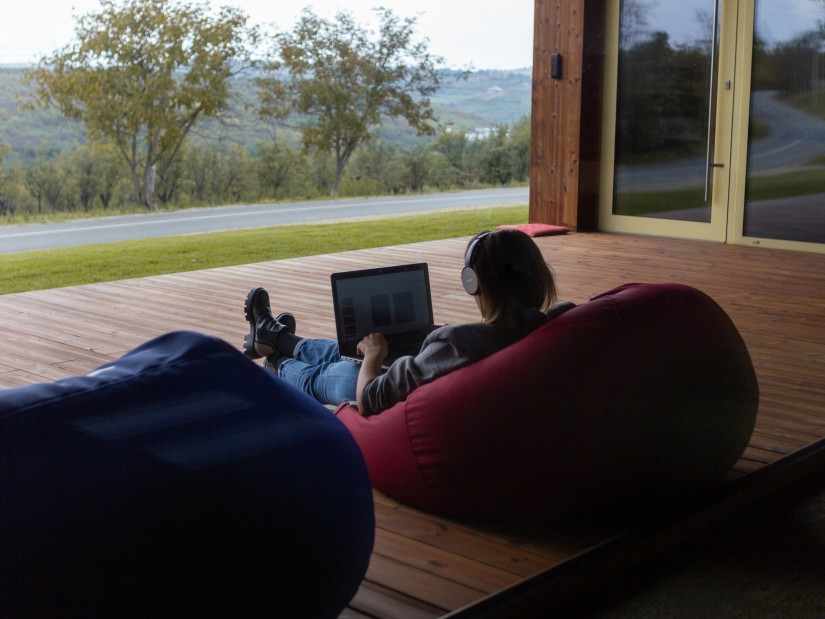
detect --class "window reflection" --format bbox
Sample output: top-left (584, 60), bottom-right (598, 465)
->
top-left (613, 0), bottom-right (715, 222)
top-left (744, 0), bottom-right (825, 244)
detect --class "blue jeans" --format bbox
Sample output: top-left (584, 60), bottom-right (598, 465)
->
top-left (272, 338), bottom-right (360, 406)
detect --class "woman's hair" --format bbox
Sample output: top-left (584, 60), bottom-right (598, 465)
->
top-left (466, 229), bottom-right (558, 330)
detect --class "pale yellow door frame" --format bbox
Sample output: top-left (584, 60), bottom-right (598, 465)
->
top-left (598, 0), bottom-right (739, 243)
top-left (726, 0), bottom-right (751, 247)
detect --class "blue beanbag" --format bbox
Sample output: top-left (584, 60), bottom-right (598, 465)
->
top-left (0, 331), bottom-right (374, 618)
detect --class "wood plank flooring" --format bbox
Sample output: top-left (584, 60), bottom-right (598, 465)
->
top-left (1, 232), bottom-right (824, 617)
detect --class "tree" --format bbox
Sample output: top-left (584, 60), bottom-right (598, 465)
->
top-left (256, 141), bottom-right (306, 200)
top-left (0, 144), bottom-right (9, 207)
top-left (256, 8), bottom-right (446, 197)
top-left (475, 125), bottom-right (514, 185)
top-left (507, 116), bottom-right (532, 183)
top-left (619, 0), bottom-right (653, 50)
top-left (348, 141), bottom-right (408, 194)
top-left (69, 145), bottom-right (116, 211)
top-left (90, 143), bottom-right (130, 209)
top-left (404, 144), bottom-right (436, 191)
top-left (24, 156), bottom-right (70, 213)
top-left (220, 144), bottom-right (255, 203)
top-left (432, 132), bottom-right (471, 185)
top-left (24, 0), bottom-right (255, 210)
top-left (0, 144), bottom-right (18, 217)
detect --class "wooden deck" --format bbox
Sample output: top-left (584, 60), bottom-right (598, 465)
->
top-left (1, 232), bottom-right (824, 617)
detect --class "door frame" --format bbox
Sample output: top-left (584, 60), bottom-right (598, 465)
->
top-left (597, 0), bottom-right (738, 243)
top-left (598, 0), bottom-right (825, 254)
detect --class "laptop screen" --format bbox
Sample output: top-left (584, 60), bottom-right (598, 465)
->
top-left (331, 263), bottom-right (433, 358)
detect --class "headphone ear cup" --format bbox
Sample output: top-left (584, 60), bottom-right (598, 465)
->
top-left (461, 266), bottom-right (480, 295)
top-left (462, 231), bottom-right (491, 296)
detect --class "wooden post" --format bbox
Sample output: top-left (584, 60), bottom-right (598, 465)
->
top-left (529, 0), bottom-right (605, 231)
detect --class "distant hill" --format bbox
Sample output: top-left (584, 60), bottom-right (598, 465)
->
top-left (0, 66), bottom-right (532, 162)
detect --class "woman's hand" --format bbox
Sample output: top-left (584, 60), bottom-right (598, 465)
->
top-left (357, 332), bottom-right (389, 361)
top-left (356, 333), bottom-right (388, 415)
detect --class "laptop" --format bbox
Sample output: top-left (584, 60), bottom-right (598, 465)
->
top-left (331, 263), bottom-right (434, 370)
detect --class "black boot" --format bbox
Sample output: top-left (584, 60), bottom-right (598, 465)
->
top-left (243, 287), bottom-right (296, 359)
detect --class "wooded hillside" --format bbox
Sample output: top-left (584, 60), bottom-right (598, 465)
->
top-left (0, 66), bottom-right (531, 163)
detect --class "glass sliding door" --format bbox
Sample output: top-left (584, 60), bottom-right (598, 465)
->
top-left (600, 0), bottom-right (735, 241)
top-left (601, 0), bottom-right (825, 252)
top-left (613, 0), bottom-right (718, 222)
top-left (736, 0), bottom-right (825, 246)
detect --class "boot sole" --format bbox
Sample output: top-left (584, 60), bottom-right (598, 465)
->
top-left (243, 287), bottom-right (267, 359)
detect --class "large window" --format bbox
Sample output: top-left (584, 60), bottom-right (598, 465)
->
top-left (604, 0), bottom-right (825, 251)
top-left (613, 0), bottom-right (717, 223)
top-left (742, 1), bottom-right (825, 244)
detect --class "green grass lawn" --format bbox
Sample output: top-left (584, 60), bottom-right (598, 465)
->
top-left (0, 206), bottom-right (528, 295)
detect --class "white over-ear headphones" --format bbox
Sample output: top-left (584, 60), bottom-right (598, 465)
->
top-left (461, 231), bottom-right (492, 295)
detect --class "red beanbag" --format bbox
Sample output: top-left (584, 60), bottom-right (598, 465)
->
top-left (336, 283), bottom-right (759, 520)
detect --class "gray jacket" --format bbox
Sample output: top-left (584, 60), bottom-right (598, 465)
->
top-left (361, 303), bottom-right (575, 415)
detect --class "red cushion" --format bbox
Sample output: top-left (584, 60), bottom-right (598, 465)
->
top-left (337, 283), bottom-right (759, 519)
top-left (496, 223), bottom-right (570, 236)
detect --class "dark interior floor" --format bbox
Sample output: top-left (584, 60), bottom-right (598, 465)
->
top-left (551, 471), bottom-right (825, 618)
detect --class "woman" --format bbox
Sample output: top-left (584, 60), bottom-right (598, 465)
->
top-left (243, 229), bottom-right (571, 415)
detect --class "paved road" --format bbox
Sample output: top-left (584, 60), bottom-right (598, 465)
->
top-left (0, 187), bottom-right (529, 254)
top-left (615, 90), bottom-right (825, 192)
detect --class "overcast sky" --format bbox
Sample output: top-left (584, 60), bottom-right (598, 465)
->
top-left (0, 0), bottom-right (536, 70)
top-left (3, 0), bottom-right (819, 69)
